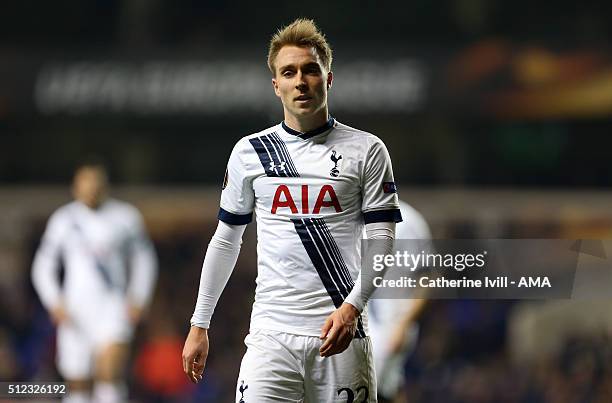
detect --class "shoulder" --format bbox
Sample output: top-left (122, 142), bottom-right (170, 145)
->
top-left (49, 202), bottom-right (78, 223)
top-left (43, 202), bottom-right (78, 235)
top-left (397, 200), bottom-right (431, 239)
top-left (226, 125), bottom-right (283, 169)
top-left (332, 122), bottom-right (391, 167)
top-left (105, 199), bottom-right (142, 220)
top-left (332, 121), bottom-right (386, 149)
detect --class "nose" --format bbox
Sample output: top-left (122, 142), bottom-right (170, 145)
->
top-left (295, 71), bottom-right (308, 91)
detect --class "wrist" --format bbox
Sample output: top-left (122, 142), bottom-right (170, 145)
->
top-left (341, 302), bottom-right (360, 318)
top-left (343, 291), bottom-right (364, 313)
top-left (190, 325), bottom-right (208, 333)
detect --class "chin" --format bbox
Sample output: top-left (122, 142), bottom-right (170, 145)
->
top-left (291, 107), bottom-right (315, 116)
top-left (297, 103), bottom-right (323, 113)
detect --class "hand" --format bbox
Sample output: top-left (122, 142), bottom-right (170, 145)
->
top-left (50, 305), bottom-right (69, 325)
top-left (127, 304), bottom-right (143, 325)
top-left (388, 324), bottom-right (409, 354)
top-left (182, 326), bottom-right (209, 384)
top-left (319, 303), bottom-right (359, 357)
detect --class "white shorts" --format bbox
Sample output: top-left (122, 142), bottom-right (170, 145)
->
top-left (235, 329), bottom-right (377, 402)
top-left (56, 295), bottom-right (132, 380)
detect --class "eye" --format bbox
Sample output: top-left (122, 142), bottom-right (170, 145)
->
top-left (282, 70), bottom-right (294, 77)
top-left (304, 65), bottom-right (322, 74)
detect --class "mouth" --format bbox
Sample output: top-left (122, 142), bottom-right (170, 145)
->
top-left (294, 94), bottom-right (312, 102)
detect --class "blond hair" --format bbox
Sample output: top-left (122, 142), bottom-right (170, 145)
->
top-left (267, 18), bottom-right (333, 75)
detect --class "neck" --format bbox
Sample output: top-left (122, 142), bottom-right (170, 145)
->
top-left (78, 197), bottom-right (106, 210)
top-left (283, 107), bottom-right (328, 133)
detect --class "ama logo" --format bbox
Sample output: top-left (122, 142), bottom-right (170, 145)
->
top-left (271, 185), bottom-right (342, 214)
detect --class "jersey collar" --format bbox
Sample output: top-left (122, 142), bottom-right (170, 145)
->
top-left (281, 116), bottom-right (335, 140)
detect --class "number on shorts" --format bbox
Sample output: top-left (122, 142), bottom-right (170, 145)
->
top-left (337, 385), bottom-right (370, 403)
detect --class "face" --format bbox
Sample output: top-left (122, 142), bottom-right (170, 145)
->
top-left (272, 45), bottom-right (333, 119)
top-left (72, 166), bottom-right (108, 209)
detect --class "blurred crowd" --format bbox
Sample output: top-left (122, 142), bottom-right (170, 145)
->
top-left (405, 301), bottom-right (612, 403)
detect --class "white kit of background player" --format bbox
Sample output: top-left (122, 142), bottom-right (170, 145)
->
top-left (32, 165), bottom-right (157, 403)
top-left (367, 200), bottom-right (431, 402)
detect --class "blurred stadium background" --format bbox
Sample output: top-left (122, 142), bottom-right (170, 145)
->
top-left (2, 1), bottom-right (612, 402)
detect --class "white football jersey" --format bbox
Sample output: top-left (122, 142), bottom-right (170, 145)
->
top-left (32, 199), bottom-right (158, 314)
top-left (219, 118), bottom-right (402, 337)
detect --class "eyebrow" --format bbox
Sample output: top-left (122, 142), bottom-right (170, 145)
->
top-left (278, 61), bottom-right (321, 72)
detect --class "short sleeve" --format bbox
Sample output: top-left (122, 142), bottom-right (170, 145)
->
top-left (218, 141), bottom-right (255, 225)
top-left (361, 138), bottom-right (402, 224)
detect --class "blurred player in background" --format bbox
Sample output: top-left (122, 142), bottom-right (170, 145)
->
top-left (31, 162), bottom-right (158, 403)
top-left (183, 18), bottom-right (401, 402)
top-left (367, 200), bottom-right (431, 403)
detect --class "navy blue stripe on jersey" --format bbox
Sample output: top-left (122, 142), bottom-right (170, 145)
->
top-left (292, 218), bottom-right (343, 305)
top-left (311, 218), bottom-right (366, 338)
top-left (72, 222), bottom-right (115, 290)
top-left (263, 133), bottom-right (300, 177)
top-left (363, 208), bottom-right (403, 224)
top-left (269, 132), bottom-right (299, 176)
top-left (249, 135), bottom-right (300, 177)
top-left (259, 135), bottom-right (286, 177)
top-left (282, 117), bottom-right (335, 140)
top-left (293, 217), bottom-right (366, 339)
top-left (304, 219), bottom-right (353, 298)
top-left (249, 137), bottom-right (275, 176)
top-left (310, 219), bottom-right (353, 290)
top-left (356, 316), bottom-right (366, 338)
top-left (315, 219), bottom-right (355, 288)
top-left (218, 208), bottom-right (253, 225)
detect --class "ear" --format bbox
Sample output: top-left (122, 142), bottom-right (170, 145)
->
top-left (272, 77), bottom-right (281, 97)
top-left (327, 71), bottom-right (333, 90)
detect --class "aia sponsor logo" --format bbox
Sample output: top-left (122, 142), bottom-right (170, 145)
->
top-left (271, 185), bottom-right (342, 214)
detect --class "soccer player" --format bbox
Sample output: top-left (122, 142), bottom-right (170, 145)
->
top-left (367, 200), bottom-right (431, 403)
top-left (182, 18), bottom-right (401, 402)
top-left (32, 162), bottom-right (158, 403)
